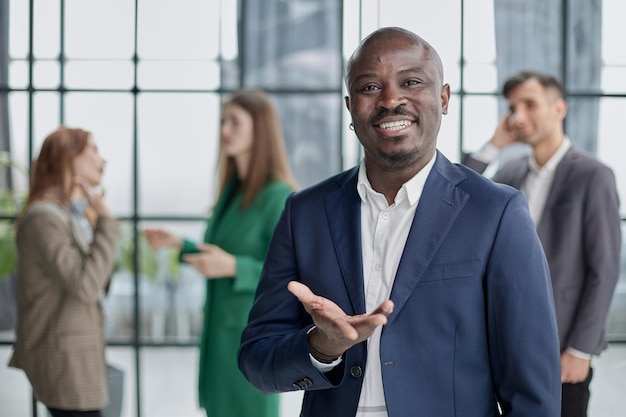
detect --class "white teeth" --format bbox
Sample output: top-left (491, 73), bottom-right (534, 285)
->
top-left (379, 120), bottom-right (412, 130)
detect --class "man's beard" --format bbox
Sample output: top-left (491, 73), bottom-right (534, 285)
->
top-left (376, 144), bottom-right (420, 170)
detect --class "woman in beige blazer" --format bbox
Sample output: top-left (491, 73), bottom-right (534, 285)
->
top-left (8, 127), bottom-right (119, 417)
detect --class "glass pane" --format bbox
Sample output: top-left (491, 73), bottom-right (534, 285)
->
top-left (7, 93), bottom-right (29, 199)
top-left (274, 93), bottom-right (341, 188)
top-left (33, 92), bottom-right (61, 148)
top-left (33, 60), bottom-right (60, 89)
top-left (0, 346), bottom-right (32, 415)
top-left (243, 0), bottom-right (342, 90)
top-left (374, 0), bottom-right (462, 93)
top-left (105, 347), bottom-right (136, 417)
top-left (65, 60), bottom-right (135, 90)
top-left (107, 220), bottom-right (205, 344)
top-left (606, 222), bottom-right (626, 341)
top-left (138, 93), bottom-right (219, 216)
top-left (105, 269), bottom-right (135, 342)
top-left (138, 0), bottom-right (219, 60)
top-left (601, 0), bottom-right (626, 94)
top-left (140, 347), bottom-right (204, 417)
top-left (597, 97), bottom-right (626, 218)
top-left (8, 0), bottom-right (29, 59)
top-left (438, 94), bottom-right (460, 163)
top-left (8, 60), bottom-right (28, 89)
top-left (134, 221), bottom-right (206, 344)
top-left (462, 95), bottom-right (499, 154)
top-left (601, 67), bottom-right (626, 94)
top-left (65, 93), bottom-right (134, 216)
top-left (33, 0), bottom-right (60, 59)
top-left (138, 60), bottom-right (220, 90)
top-left (463, 63), bottom-right (498, 93)
top-left (565, 0), bottom-right (602, 93)
top-left (342, 0), bottom-right (361, 64)
top-left (565, 97), bottom-right (601, 153)
top-left (358, 0), bottom-right (379, 37)
top-left (220, 0), bottom-right (238, 60)
top-left (65, 0), bottom-right (135, 59)
top-left (464, 0), bottom-right (496, 64)
top-left (218, 0), bottom-right (240, 90)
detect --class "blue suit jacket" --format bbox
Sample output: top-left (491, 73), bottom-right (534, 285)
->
top-left (239, 152), bottom-right (561, 417)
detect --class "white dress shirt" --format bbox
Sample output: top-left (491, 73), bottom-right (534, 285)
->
top-left (355, 154), bottom-right (435, 416)
top-left (309, 154), bottom-right (436, 415)
top-left (521, 137), bottom-right (571, 226)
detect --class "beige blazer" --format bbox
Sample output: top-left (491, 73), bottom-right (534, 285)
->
top-left (8, 201), bottom-right (119, 410)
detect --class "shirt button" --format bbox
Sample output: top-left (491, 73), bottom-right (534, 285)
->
top-left (374, 263), bottom-right (382, 271)
top-left (381, 212), bottom-right (389, 219)
top-left (350, 366), bottom-right (363, 378)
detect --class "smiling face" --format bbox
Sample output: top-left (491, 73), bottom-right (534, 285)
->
top-left (345, 28), bottom-right (450, 173)
top-left (72, 135), bottom-right (105, 187)
top-left (505, 78), bottom-right (566, 148)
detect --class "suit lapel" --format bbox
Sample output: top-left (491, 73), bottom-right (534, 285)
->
top-left (538, 147), bottom-right (576, 234)
top-left (324, 167), bottom-right (366, 314)
top-left (387, 154), bottom-right (469, 326)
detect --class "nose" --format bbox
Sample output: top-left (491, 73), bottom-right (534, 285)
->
top-left (377, 84), bottom-right (407, 111)
top-left (508, 108), bottom-right (527, 126)
top-left (220, 123), bottom-right (230, 136)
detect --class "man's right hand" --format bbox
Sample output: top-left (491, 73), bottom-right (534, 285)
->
top-left (287, 281), bottom-right (394, 358)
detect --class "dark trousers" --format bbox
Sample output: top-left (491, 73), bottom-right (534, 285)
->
top-left (47, 408), bottom-right (102, 417)
top-left (561, 367), bottom-right (593, 417)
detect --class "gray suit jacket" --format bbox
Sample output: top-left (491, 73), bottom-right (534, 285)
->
top-left (9, 201), bottom-right (119, 410)
top-left (464, 146), bottom-right (621, 354)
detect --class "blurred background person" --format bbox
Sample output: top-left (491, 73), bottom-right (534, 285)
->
top-left (463, 70), bottom-right (621, 417)
top-left (8, 126), bottom-right (120, 417)
top-left (144, 89), bottom-right (298, 417)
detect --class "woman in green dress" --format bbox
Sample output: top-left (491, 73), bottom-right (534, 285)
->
top-left (145, 90), bottom-right (297, 417)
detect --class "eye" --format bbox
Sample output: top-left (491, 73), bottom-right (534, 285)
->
top-left (405, 79), bottom-right (421, 86)
top-left (360, 84), bottom-right (380, 93)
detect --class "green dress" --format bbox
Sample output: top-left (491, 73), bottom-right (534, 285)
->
top-left (180, 179), bottom-right (293, 417)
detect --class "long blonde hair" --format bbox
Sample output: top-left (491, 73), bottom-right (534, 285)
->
top-left (217, 90), bottom-right (298, 207)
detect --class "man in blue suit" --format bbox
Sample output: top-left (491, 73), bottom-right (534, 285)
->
top-left (238, 27), bottom-right (561, 417)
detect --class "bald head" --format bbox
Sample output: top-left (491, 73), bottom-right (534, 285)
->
top-left (345, 27), bottom-right (444, 90)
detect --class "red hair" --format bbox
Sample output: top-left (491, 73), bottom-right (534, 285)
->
top-left (25, 126), bottom-right (91, 209)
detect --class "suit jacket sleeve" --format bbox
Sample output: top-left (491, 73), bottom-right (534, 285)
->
top-left (238, 194), bottom-right (341, 394)
top-left (484, 192), bottom-right (561, 416)
top-left (568, 164), bottom-right (621, 353)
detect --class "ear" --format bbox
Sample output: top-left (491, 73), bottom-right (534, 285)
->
top-left (344, 95), bottom-right (351, 111)
top-left (441, 84), bottom-right (451, 115)
top-left (555, 97), bottom-right (568, 120)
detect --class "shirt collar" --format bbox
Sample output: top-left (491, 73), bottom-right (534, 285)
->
top-left (68, 198), bottom-right (88, 216)
top-left (528, 136), bottom-right (571, 174)
top-left (357, 152), bottom-right (437, 207)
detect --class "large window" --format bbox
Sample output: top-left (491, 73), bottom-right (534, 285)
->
top-left (1, 1), bottom-right (625, 416)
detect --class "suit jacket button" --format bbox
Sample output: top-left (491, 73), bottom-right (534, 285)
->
top-left (350, 366), bottom-right (362, 378)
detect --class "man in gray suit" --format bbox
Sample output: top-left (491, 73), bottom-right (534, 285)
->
top-left (463, 70), bottom-right (621, 417)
